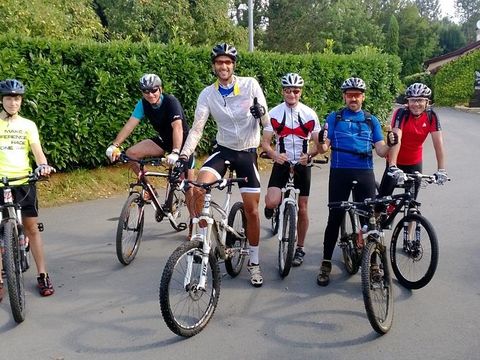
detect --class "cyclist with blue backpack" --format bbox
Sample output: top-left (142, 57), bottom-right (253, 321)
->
top-left (316, 77), bottom-right (398, 286)
top-left (377, 83), bottom-right (447, 201)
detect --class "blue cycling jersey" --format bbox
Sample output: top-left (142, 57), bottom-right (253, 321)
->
top-left (326, 108), bottom-right (383, 169)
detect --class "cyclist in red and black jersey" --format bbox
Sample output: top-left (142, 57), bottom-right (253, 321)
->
top-left (378, 83), bottom-right (447, 199)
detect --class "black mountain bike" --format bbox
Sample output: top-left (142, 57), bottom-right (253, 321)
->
top-left (0, 173), bottom-right (40, 323)
top-left (115, 153), bottom-right (189, 265)
top-left (331, 196), bottom-right (395, 335)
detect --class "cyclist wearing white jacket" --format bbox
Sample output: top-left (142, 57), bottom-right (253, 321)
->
top-left (178, 43), bottom-right (270, 287)
top-left (261, 73), bottom-right (321, 267)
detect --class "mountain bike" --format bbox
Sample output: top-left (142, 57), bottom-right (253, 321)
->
top-left (330, 196), bottom-right (395, 335)
top-left (380, 172), bottom-right (447, 289)
top-left (0, 173), bottom-right (40, 323)
top-left (340, 172), bottom-right (447, 290)
top-left (115, 153), bottom-right (189, 265)
top-left (159, 162), bottom-right (248, 337)
top-left (260, 152), bottom-right (328, 277)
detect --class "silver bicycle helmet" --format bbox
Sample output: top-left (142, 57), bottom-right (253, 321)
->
top-left (211, 43), bottom-right (238, 62)
top-left (405, 83), bottom-right (432, 98)
top-left (340, 77), bottom-right (366, 92)
top-left (0, 79), bottom-right (25, 96)
top-left (281, 73), bottom-right (304, 88)
top-left (139, 74), bottom-right (162, 91)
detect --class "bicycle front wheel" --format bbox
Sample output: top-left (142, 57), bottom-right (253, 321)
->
top-left (390, 213), bottom-right (439, 289)
top-left (159, 240), bottom-right (221, 337)
top-left (167, 189), bottom-right (189, 232)
top-left (225, 201), bottom-right (248, 277)
top-left (278, 203), bottom-right (296, 278)
top-left (116, 192), bottom-right (145, 265)
top-left (361, 241), bottom-right (394, 335)
top-left (340, 209), bottom-right (361, 275)
top-left (3, 220), bottom-right (26, 323)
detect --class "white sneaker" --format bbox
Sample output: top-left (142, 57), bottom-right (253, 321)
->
top-left (247, 264), bottom-right (263, 287)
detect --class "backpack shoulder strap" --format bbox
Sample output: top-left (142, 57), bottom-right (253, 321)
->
top-left (393, 107), bottom-right (409, 128)
top-left (362, 110), bottom-right (373, 132)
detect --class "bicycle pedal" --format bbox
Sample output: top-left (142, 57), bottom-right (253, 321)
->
top-left (177, 222), bottom-right (187, 231)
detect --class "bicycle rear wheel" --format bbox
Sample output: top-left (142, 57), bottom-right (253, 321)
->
top-left (390, 213), bottom-right (439, 289)
top-left (116, 192), bottom-right (145, 265)
top-left (3, 220), bottom-right (26, 323)
top-left (278, 203), bottom-right (296, 278)
top-left (167, 189), bottom-right (189, 232)
top-left (159, 240), bottom-right (221, 337)
top-left (361, 241), bottom-right (394, 335)
top-left (271, 207), bottom-right (280, 235)
top-left (225, 201), bottom-right (248, 277)
top-left (340, 209), bottom-right (361, 275)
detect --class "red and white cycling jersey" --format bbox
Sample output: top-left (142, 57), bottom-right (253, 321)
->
top-left (265, 102), bottom-right (320, 161)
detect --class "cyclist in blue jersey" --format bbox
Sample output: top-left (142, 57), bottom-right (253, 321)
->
top-left (177, 43), bottom-right (270, 287)
top-left (106, 74), bottom-right (194, 178)
top-left (316, 77), bottom-right (398, 286)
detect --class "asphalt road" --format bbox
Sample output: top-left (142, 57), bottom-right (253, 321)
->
top-left (1, 107), bottom-right (479, 360)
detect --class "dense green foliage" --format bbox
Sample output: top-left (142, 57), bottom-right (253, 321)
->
top-left (433, 50), bottom-right (480, 106)
top-left (0, 36), bottom-right (401, 171)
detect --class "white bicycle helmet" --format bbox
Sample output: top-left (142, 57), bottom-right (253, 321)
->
top-left (281, 73), bottom-right (304, 88)
top-left (340, 77), bottom-right (366, 92)
top-left (405, 83), bottom-right (432, 98)
top-left (139, 74), bottom-right (162, 91)
top-left (0, 79), bottom-right (25, 96)
top-left (211, 43), bottom-right (238, 62)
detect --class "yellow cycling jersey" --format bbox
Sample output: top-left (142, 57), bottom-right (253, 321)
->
top-left (0, 114), bottom-right (40, 183)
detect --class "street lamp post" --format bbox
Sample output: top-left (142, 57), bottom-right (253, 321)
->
top-left (248, 0), bottom-right (254, 52)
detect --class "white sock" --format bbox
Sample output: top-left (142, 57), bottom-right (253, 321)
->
top-left (249, 245), bottom-right (259, 265)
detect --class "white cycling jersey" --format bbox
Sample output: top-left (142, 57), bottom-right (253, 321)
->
top-left (181, 76), bottom-right (270, 157)
top-left (265, 102), bottom-right (321, 161)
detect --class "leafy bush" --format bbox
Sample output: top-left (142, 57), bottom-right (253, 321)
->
top-left (0, 35), bottom-right (401, 171)
top-left (434, 50), bottom-right (480, 106)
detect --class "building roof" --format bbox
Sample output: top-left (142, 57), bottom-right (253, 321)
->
top-left (425, 40), bottom-right (480, 74)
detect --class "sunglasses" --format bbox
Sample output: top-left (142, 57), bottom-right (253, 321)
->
top-left (142, 88), bottom-right (160, 94)
top-left (214, 59), bottom-right (234, 66)
top-left (407, 98), bottom-right (428, 104)
top-left (345, 92), bottom-right (363, 99)
top-left (283, 88), bottom-right (301, 95)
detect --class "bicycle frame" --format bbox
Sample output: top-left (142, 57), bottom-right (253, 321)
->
top-left (184, 173), bottom-right (247, 292)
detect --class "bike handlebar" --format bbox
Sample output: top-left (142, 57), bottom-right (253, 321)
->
top-left (259, 151), bottom-right (329, 166)
top-left (181, 177), bottom-right (247, 191)
top-left (400, 172), bottom-right (451, 185)
top-left (0, 173), bottom-right (41, 186)
top-left (118, 152), bottom-right (165, 167)
top-left (328, 196), bottom-right (393, 210)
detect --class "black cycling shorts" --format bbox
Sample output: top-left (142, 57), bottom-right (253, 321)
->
top-left (0, 183), bottom-right (39, 218)
top-left (267, 162), bottom-right (312, 196)
top-left (150, 136), bottom-right (195, 171)
top-left (201, 145), bottom-right (261, 193)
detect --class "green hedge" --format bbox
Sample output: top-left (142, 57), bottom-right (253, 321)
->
top-left (434, 50), bottom-right (480, 106)
top-left (0, 35), bottom-right (401, 171)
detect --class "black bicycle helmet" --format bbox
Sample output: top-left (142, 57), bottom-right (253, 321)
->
top-left (340, 77), bottom-right (366, 92)
top-left (281, 73), bottom-right (304, 88)
top-left (0, 79), bottom-right (25, 96)
top-left (405, 83), bottom-right (432, 98)
top-left (139, 74), bottom-right (162, 91)
top-left (211, 43), bottom-right (238, 62)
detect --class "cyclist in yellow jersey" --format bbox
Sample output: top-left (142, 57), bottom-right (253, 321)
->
top-left (0, 79), bottom-right (55, 299)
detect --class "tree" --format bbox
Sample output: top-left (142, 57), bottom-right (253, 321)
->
top-left (455, 0), bottom-right (480, 42)
top-left (396, 4), bottom-right (438, 75)
top-left (385, 15), bottom-right (400, 55)
top-left (415, 0), bottom-right (441, 21)
top-left (437, 20), bottom-right (467, 55)
top-left (94, 0), bottom-right (247, 46)
top-left (0, 0), bottom-right (104, 40)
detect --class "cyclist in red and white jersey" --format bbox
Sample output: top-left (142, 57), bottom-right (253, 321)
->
top-left (178, 43), bottom-right (270, 287)
top-left (261, 73), bottom-right (321, 267)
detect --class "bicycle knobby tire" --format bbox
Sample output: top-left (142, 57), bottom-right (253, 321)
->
top-left (225, 201), bottom-right (248, 277)
top-left (340, 209), bottom-right (361, 275)
top-left (3, 220), bottom-right (26, 323)
top-left (361, 241), bottom-right (394, 335)
top-left (390, 213), bottom-right (439, 289)
top-left (278, 203), bottom-right (296, 278)
top-left (116, 192), bottom-right (145, 265)
top-left (159, 240), bottom-right (221, 337)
